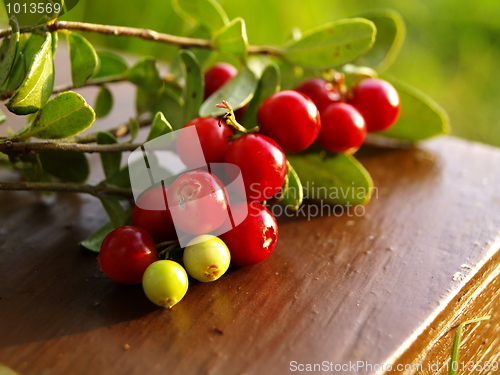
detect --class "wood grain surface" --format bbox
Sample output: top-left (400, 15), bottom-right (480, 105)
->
top-left (1, 134), bottom-right (500, 375)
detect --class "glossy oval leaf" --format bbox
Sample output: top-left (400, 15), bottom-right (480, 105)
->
top-left (179, 50), bottom-right (203, 124)
top-left (172, 0), bottom-right (229, 34)
top-left (94, 85), bottom-right (113, 118)
top-left (128, 57), bottom-right (163, 91)
top-left (30, 92), bottom-right (96, 139)
top-left (377, 76), bottom-right (450, 142)
top-left (4, 51), bottom-right (26, 92)
top-left (22, 33), bottom-right (46, 67)
top-left (67, 31), bottom-right (99, 88)
top-left (287, 152), bottom-right (373, 206)
top-left (39, 151), bottom-right (90, 183)
top-left (241, 63), bottom-right (280, 129)
top-left (99, 195), bottom-right (127, 228)
top-left (355, 10), bottom-right (406, 72)
top-left (281, 160), bottom-right (303, 210)
top-left (80, 220), bottom-right (114, 252)
top-left (200, 67), bottom-right (257, 117)
top-left (93, 51), bottom-right (128, 79)
top-left (128, 117), bottom-right (140, 141)
top-left (0, 17), bottom-right (20, 86)
top-left (6, 33), bottom-right (54, 115)
top-left (213, 18), bottom-right (248, 57)
top-left (282, 18), bottom-right (376, 70)
top-left (147, 111), bottom-right (173, 141)
top-left (96, 131), bottom-right (121, 179)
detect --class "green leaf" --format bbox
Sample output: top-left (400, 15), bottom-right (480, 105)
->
top-left (355, 10), bottom-right (406, 72)
top-left (153, 89), bottom-right (184, 130)
top-left (67, 31), bottom-right (99, 88)
top-left (241, 63), bottom-right (280, 129)
top-left (39, 152), bottom-right (90, 183)
top-left (189, 26), bottom-right (215, 67)
top-left (107, 165), bottom-right (131, 189)
top-left (0, 109), bottom-right (6, 124)
top-left (0, 17), bottom-right (20, 86)
top-left (94, 85), bottom-right (113, 118)
top-left (128, 117), bottom-right (139, 141)
top-left (147, 111), bottom-right (173, 141)
top-left (4, 51), bottom-right (26, 92)
top-left (282, 18), bottom-right (376, 70)
top-left (377, 76), bottom-right (450, 142)
top-left (79, 220), bottom-right (114, 252)
top-left (93, 51), bottom-right (128, 79)
top-left (29, 92), bottom-right (96, 139)
top-left (22, 33), bottom-right (46, 67)
top-left (96, 131), bottom-right (121, 179)
top-left (6, 33), bottom-right (54, 115)
top-left (200, 67), bottom-right (257, 117)
top-left (128, 57), bottom-right (163, 91)
top-left (281, 160), bottom-right (303, 210)
top-left (51, 32), bottom-right (58, 56)
top-left (179, 50), bottom-right (203, 124)
top-left (213, 18), bottom-right (248, 57)
top-left (172, 0), bottom-right (229, 34)
top-left (287, 152), bottom-right (373, 206)
top-left (99, 195), bottom-right (126, 228)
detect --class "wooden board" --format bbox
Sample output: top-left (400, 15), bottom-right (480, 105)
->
top-left (1, 135), bottom-right (500, 375)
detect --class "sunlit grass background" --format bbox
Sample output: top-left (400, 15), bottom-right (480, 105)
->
top-left (2, 0), bottom-right (500, 147)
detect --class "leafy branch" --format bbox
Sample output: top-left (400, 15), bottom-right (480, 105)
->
top-left (0, 140), bottom-right (142, 155)
top-left (0, 20), bottom-right (280, 56)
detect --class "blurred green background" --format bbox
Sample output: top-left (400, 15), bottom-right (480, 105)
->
top-left (2, 0), bottom-right (500, 147)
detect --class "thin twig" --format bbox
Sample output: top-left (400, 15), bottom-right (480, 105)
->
top-left (52, 75), bottom-right (127, 94)
top-left (0, 20), bottom-right (281, 56)
top-left (0, 141), bottom-right (143, 155)
top-left (0, 180), bottom-right (132, 197)
top-left (63, 118), bottom-right (151, 144)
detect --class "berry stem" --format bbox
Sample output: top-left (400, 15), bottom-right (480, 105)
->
top-left (217, 100), bottom-right (259, 134)
top-left (157, 243), bottom-right (180, 259)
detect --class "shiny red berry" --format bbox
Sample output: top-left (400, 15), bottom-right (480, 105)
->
top-left (204, 62), bottom-right (238, 99)
top-left (294, 77), bottom-right (341, 112)
top-left (224, 134), bottom-right (287, 202)
top-left (349, 78), bottom-right (401, 132)
top-left (318, 103), bottom-right (367, 154)
top-left (257, 90), bottom-right (321, 153)
top-left (167, 170), bottom-right (229, 235)
top-left (98, 226), bottom-right (158, 285)
top-left (219, 202), bottom-right (278, 266)
top-left (176, 117), bottom-right (234, 168)
top-left (132, 186), bottom-right (177, 243)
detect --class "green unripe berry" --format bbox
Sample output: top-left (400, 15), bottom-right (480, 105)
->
top-left (183, 235), bottom-right (231, 282)
top-left (142, 260), bottom-right (188, 308)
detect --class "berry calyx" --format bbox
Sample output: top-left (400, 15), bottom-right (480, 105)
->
top-left (142, 260), bottom-right (188, 308)
top-left (318, 102), bottom-right (367, 154)
top-left (167, 170), bottom-right (229, 235)
top-left (176, 117), bottom-right (234, 167)
top-left (348, 78), bottom-right (401, 132)
top-left (98, 226), bottom-right (158, 285)
top-left (132, 186), bottom-right (177, 243)
top-left (224, 134), bottom-right (287, 202)
top-left (257, 90), bottom-right (321, 153)
top-left (294, 77), bottom-right (341, 112)
top-left (219, 202), bottom-right (278, 266)
top-left (204, 62), bottom-right (238, 99)
top-left (183, 234), bottom-right (231, 282)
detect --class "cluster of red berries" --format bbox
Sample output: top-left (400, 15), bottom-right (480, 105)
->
top-left (97, 62), bottom-right (401, 309)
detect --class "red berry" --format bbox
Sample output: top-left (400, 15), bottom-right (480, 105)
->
top-left (176, 117), bottom-right (234, 168)
top-left (98, 226), bottom-right (158, 285)
top-left (318, 103), bottom-right (367, 154)
top-left (204, 62), bottom-right (238, 99)
top-left (219, 202), bottom-right (278, 266)
top-left (349, 78), bottom-right (401, 132)
top-left (224, 134), bottom-right (287, 202)
top-left (132, 186), bottom-right (177, 243)
top-left (257, 90), bottom-right (321, 153)
top-left (167, 170), bottom-right (229, 235)
top-left (294, 77), bottom-right (341, 112)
